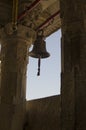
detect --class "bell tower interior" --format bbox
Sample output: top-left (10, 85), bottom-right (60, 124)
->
top-left (0, 0), bottom-right (86, 130)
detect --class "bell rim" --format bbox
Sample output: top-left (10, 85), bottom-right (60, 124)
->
top-left (29, 52), bottom-right (50, 59)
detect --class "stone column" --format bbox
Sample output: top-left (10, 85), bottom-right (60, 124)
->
top-left (60, 0), bottom-right (86, 130)
top-left (0, 24), bottom-right (35, 130)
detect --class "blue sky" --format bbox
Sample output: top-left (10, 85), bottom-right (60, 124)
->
top-left (26, 29), bottom-right (61, 100)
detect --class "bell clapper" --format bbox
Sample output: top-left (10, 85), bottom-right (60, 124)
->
top-left (37, 56), bottom-right (41, 76)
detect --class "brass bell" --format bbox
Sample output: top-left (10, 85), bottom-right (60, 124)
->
top-left (29, 30), bottom-right (50, 76)
top-left (29, 30), bottom-right (50, 58)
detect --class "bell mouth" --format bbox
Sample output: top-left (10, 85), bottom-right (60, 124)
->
top-left (29, 52), bottom-right (50, 58)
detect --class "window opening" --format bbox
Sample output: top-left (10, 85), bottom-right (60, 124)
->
top-left (26, 29), bottom-right (61, 100)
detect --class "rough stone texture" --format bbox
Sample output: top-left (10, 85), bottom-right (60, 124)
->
top-left (0, 103), bottom-right (26, 130)
top-left (61, 71), bottom-right (75, 130)
top-left (60, 0), bottom-right (86, 130)
top-left (76, 39), bottom-right (86, 130)
top-left (0, 0), bottom-right (61, 129)
top-left (26, 95), bottom-right (61, 130)
top-left (0, 25), bottom-right (33, 130)
top-left (0, 25), bottom-right (33, 103)
top-left (1, 0), bottom-right (86, 130)
top-left (0, 0), bottom-right (61, 37)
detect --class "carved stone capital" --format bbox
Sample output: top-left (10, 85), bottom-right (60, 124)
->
top-left (0, 23), bottom-right (36, 46)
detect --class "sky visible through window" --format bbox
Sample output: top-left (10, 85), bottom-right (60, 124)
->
top-left (26, 29), bottom-right (61, 100)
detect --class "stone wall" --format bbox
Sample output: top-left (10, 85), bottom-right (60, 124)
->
top-left (26, 95), bottom-right (61, 130)
top-left (60, 1), bottom-right (86, 130)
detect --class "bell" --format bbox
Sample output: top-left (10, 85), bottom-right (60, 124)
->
top-left (29, 31), bottom-right (50, 59)
top-left (29, 30), bottom-right (50, 76)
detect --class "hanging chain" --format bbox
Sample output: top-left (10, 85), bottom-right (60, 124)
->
top-left (12, 0), bottom-right (18, 31)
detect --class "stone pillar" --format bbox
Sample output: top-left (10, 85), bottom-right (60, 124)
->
top-left (0, 24), bottom-right (35, 130)
top-left (60, 0), bottom-right (86, 130)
